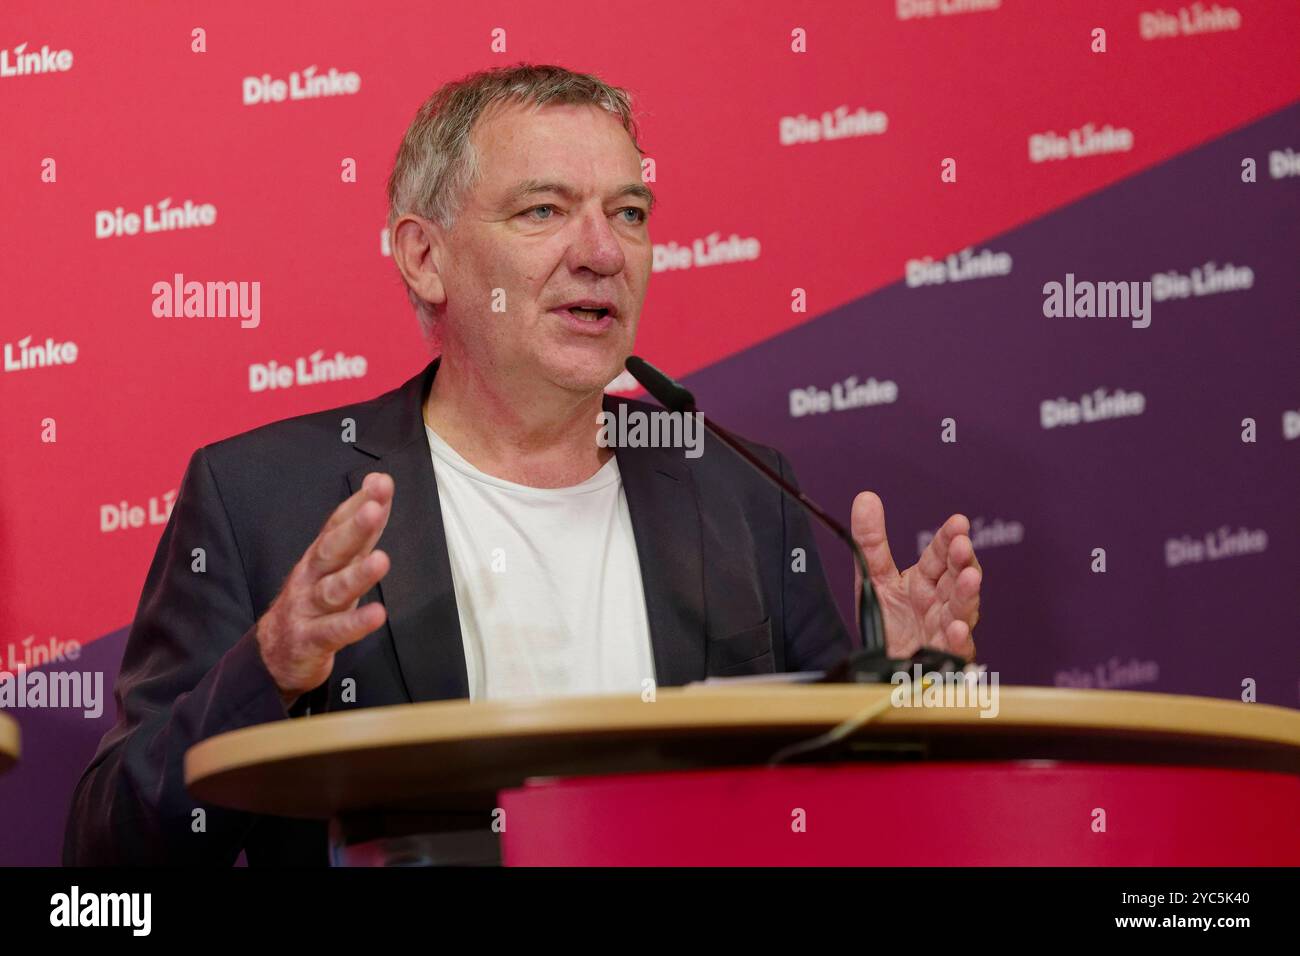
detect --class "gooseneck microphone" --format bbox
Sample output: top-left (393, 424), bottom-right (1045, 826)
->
top-left (623, 355), bottom-right (967, 681)
top-left (624, 356), bottom-right (885, 655)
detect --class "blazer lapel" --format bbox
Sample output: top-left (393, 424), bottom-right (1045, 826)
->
top-left (610, 396), bottom-right (708, 687)
top-left (347, 357), bottom-right (469, 702)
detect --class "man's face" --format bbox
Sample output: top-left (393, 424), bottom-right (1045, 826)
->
top-left (434, 101), bottom-right (653, 394)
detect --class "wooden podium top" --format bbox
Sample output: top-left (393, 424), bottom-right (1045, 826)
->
top-left (0, 710), bottom-right (18, 775)
top-left (185, 684), bottom-right (1300, 820)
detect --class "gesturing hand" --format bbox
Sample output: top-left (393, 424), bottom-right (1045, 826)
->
top-left (850, 491), bottom-right (981, 661)
top-left (255, 472), bottom-right (394, 708)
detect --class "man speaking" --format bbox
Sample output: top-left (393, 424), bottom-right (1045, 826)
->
top-left (64, 64), bottom-right (982, 865)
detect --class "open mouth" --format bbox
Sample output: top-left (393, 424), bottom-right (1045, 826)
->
top-left (566, 307), bottom-right (611, 322)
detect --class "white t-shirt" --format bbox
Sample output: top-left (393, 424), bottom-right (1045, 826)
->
top-left (425, 424), bottom-right (657, 701)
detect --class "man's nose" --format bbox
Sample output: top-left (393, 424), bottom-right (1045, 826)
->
top-left (566, 207), bottom-right (626, 276)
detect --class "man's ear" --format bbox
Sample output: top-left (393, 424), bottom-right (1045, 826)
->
top-left (391, 214), bottom-right (447, 309)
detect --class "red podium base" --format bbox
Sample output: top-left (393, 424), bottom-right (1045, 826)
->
top-left (500, 762), bottom-right (1300, 866)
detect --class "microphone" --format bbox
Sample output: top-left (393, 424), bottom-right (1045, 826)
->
top-left (623, 355), bottom-right (967, 681)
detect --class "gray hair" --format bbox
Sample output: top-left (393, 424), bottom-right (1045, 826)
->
top-left (386, 63), bottom-right (643, 336)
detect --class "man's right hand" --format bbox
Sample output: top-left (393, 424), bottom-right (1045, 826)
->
top-left (255, 472), bottom-right (395, 709)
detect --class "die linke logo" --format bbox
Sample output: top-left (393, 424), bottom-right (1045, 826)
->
top-left (1270, 149), bottom-right (1300, 179)
top-left (3, 334), bottom-right (78, 373)
top-left (95, 198), bottom-right (218, 239)
top-left (1041, 387), bottom-right (1146, 429)
top-left (1152, 260), bottom-right (1253, 301)
top-left (1166, 525), bottom-right (1268, 567)
top-left (243, 65), bottom-right (362, 105)
top-left (1284, 409), bottom-right (1300, 441)
top-left (896, 0), bottom-right (1001, 20)
top-left (0, 41), bottom-right (73, 77)
top-left (249, 350), bottom-right (368, 392)
top-left (1029, 123), bottom-right (1134, 163)
top-left (906, 246), bottom-right (1012, 287)
top-left (101, 490), bottom-right (177, 534)
top-left (779, 105), bottom-right (888, 146)
top-left (917, 517), bottom-right (1023, 558)
top-left (652, 233), bottom-right (761, 272)
top-left (5, 634), bottom-right (82, 673)
top-left (1055, 657), bottom-right (1159, 691)
top-left (789, 374), bottom-right (899, 418)
top-left (1140, 4), bottom-right (1241, 40)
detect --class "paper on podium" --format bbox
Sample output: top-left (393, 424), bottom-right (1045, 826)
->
top-left (686, 671), bottom-right (826, 689)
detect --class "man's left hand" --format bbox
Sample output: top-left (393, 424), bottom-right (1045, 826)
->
top-left (850, 491), bottom-right (981, 661)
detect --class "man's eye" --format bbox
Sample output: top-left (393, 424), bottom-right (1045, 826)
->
top-left (618, 207), bottom-right (647, 225)
top-left (524, 205), bottom-right (556, 221)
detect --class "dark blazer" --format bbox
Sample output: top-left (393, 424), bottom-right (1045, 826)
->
top-left (63, 357), bottom-right (852, 865)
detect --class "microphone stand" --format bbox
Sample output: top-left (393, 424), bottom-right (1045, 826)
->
top-left (624, 356), bottom-right (970, 683)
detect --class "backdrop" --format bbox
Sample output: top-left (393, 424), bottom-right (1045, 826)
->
top-left (2, 0), bottom-right (1297, 865)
